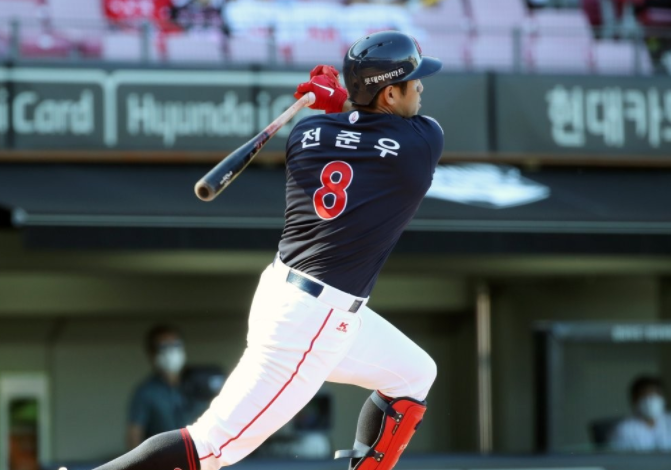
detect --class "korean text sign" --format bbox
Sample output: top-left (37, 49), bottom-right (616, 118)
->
top-left (496, 75), bottom-right (671, 157)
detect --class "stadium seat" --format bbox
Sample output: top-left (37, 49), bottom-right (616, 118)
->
top-left (422, 31), bottom-right (468, 70)
top-left (101, 31), bottom-right (153, 62)
top-left (227, 33), bottom-right (273, 64)
top-left (529, 37), bottom-right (592, 74)
top-left (531, 8), bottom-right (593, 39)
top-left (49, 0), bottom-right (106, 23)
top-left (18, 31), bottom-right (73, 59)
top-left (48, 0), bottom-right (108, 59)
top-left (593, 39), bottom-right (653, 75)
top-left (0, 0), bottom-right (76, 61)
top-left (469, 0), bottom-right (528, 28)
top-left (412, 8), bottom-right (452, 30)
top-left (165, 33), bottom-right (224, 64)
top-left (470, 34), bottom-right (521, 71)
top-left (0, 0), bottom-right (60, 60)
top-left (225, 0), bottom-right (278, 37)
top-left (412, 0), bottom-right (469, 31)
top-left (0, 0), bottom-right (43, 22)
top-left (287, 38), bottom-right (344, 66)
top-left (48, 0), bottom-right (107, 37)
top-left (342, 3), bottom-right (413, 44)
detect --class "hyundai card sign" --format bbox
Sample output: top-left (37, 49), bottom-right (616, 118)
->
top-left (0, 69), bottom-right (105, 149)
top-left (0, 67), bottom-right (490, 155)
top-left (0, 68), bottom-right (317, 151)
top-left (2, 67), bottom-right (671, 158)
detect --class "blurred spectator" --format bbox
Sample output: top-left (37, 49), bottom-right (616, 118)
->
top-left (255, 392), bottom-right (332, 459)
top-left (636, 0), bottom-right (671, 72)
top-left (104, 0), bottom-right (174, 28)
top-left (103, 0), bottom-right (227, 32)
top-left (609, 375), bottom-right (671, 452)
top-left (127, 324), bottom-right (191, 449)
top-left (169, 0), bottom-right (229, 33)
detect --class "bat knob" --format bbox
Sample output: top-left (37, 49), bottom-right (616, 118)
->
top-left (305, 91), bottom-right (316, 106)
top-left (195, 181), bottom-right (215, 202)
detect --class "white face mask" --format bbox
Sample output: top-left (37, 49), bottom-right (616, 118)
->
top-left (155, 346), bottom-right (186, 374)
top-left (638, 395), bottom-right (666, 421)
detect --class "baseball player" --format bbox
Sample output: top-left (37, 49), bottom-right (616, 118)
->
top-left (93, 30), bottom-right (443, 470)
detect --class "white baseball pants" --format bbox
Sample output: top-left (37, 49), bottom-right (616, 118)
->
top-left (188, 258), bottom-right (437, 470)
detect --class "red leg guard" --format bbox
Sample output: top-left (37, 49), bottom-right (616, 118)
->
top-left (336, 392), bottom-right (427, 470)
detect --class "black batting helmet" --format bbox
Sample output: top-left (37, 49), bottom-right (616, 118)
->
top-left (343, 31), bottom-right (442, 106)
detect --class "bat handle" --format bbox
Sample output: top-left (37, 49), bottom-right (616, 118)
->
top-left (194, 92), bottom-right (315, 202)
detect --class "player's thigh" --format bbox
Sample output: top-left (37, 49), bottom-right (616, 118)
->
top-left (326, 306), bottom-right (436, 401)
top-left (189, 265), bottom-right (361, 469)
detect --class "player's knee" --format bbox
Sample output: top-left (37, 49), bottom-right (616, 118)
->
top-left (413, 351), bottom-right (437, 401)
top-left (426, 354), bottom-right (438, 384)
top-left (385, 349), bottom-right (436, 401)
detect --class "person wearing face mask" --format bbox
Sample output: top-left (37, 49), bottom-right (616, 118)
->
top-left (609, 375), bottom-right (671, 452)
top-left (127, 325), bottom-right (189, 449)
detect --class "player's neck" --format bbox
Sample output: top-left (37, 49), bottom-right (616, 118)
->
top-left (159, 371), bottom-right (181, 386)
top-left (353, 104), bottom-right (394, 115)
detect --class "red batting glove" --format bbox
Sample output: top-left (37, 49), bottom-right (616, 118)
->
top-left (309, 64), bottom-right (340, 81)
top-left (294, 66), bottom-right (348, 114)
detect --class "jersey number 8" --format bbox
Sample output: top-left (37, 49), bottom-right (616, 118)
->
top-left (313, 161), bottom-right (354, 220)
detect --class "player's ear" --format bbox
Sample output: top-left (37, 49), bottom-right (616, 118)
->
top-left (380, 85), bottom-right (396, 106)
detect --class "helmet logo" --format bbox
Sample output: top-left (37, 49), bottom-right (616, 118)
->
top-left (349, 111), bottom-right (360, 124)
top-left (364, 67), bottom-right (405, 86)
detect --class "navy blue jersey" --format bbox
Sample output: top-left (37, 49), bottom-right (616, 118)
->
top-left (278, 110), bottom-right (444, 297)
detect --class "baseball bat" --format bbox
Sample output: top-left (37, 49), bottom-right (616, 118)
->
top-left (195, 92), bottom-right (316, 202)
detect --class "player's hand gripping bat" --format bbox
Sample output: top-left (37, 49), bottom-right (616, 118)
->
top-left (194, 92), bottom-right (316, 202)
